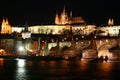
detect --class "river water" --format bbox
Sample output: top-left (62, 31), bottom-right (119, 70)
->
top-left (0, 58), bottom-right (120, 80)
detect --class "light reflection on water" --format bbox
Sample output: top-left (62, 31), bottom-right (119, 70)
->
top-left (0, 58), bottom-right (4, 66)
top-left (17, 58), bottom-right (26, 68)
top-left (77, 61), bottom-right (88, 71)
top-left (0, 58), bottom-right (120, 80)
top-left (15, 59), bottom-right (29, 80)
top-left (99, 62), bottom-right (113, 72)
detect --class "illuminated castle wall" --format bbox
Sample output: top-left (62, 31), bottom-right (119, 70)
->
top-left (3, 18), bottom-right (120, 36)
top-left (0, 14), bottom-right (120, 37)
top-left (11, 7), bottom-right (95, 35)
top-left (28, 25), bottom-right (70, 34)
top-left (1, 18), bottom-right (12, 34)
top-left (97, 19), bottom-right (120, 36)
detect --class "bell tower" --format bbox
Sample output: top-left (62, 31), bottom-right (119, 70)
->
top-left (55, 12), bottom-right (60, 24)
top-left (108, 18), bottom-right (114, 26)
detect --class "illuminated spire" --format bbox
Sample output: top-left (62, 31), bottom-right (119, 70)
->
top-left (108, 18), bottom-right (114, 26)
top-left (60, 5), bottom-right (68, 24)
top-left (63, 5), bottom-right (66, 13)
top-left (70, 10), bottom-right (72, 18)
top-left (55, 12), bottom-right (60, 24)
top-left (1, 17), bottom-right (6, 34)
top-left (111, 19), bottom-right (114, 25)
top-left (5, 18), bottom-right (9, 25)
top-left (1, 17), bottom-right (6, 27)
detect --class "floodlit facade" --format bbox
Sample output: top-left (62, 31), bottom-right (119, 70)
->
top-left (1, 18), bottom-right (12, 34)
top-left (28, 25), bottom-right (70, 34)
top-left (97, 26), bottom-right (120, 36)
top-left (72, 25), bottom-right (96, 35)
top-left (55, 6), bottom-right (85, 25)
top-left (11, 24), bottom-right (96, 35)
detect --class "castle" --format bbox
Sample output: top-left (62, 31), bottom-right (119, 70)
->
top-left (0, 7), bottom-right (120, 37)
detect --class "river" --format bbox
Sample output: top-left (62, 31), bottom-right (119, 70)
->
top-left (0, 58), bottom-right (120, 80)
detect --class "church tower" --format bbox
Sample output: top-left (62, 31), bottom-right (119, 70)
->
top-left (55, 6), bottom-right (69, 25)
top-left (60, 6), bottom-right (68, 24)
top-left (70, 10), bottom-right (72, 18)
top-left (1, 17), bottom-right (12, 34)
top-left (108, 18), bottom-right (114, 26)
top-left (55, 12), bottom-right (60, 24)
top-left (1, 17), bottom-right (6, 34)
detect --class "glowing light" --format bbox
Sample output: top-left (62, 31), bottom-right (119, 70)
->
top-left (0, 49), bottom-right (6, 56)
top-left (94, 36), bottom-right (97, 38)
top-left (64, 37), bottom-right (67, 40)
top-left (0, 58), bottom-right (4, 65)
top-left (51, 39), bottom-right (54, 42)
top-left (16, 59), bottom-right (25, 67)
top-left (22, 32), bottom-right (31, 39)
top-left (0, 58), bottom-right (4, 61)
top-left (62, 39), bottom-right (64, 41)
top-left (18, 46), bottom-right (24, 51)
top-left (106, 39), bottom-right (108, 42)
top-left (82, 36), bottom-right (84, 38)
top-left (76, 37), bottom-right (78, 40)
top-left (98, 50), bottom-right (110, 58)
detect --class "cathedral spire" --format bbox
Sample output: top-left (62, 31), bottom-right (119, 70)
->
top-left (112, 19), bottom-right (114, 25)
top-left (63, 5), bottom-right (66, 13)
top-left (70, 10), bottom-right (72, 18)
top-left (5, 18), bottom-right (9, 25)
top-left (60, 5), bottom-right (68, 24)
top-left (1, 17), bottom-right (6, 34)
top-left (1, 17), bottom-right (6, 26)
top-left (55, 12), bottom-right (60, 24)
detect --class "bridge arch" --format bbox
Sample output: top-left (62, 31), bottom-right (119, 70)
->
top-left (97, 40), bottom-right (117, 58)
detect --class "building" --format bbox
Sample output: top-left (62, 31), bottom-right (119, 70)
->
top-left (55, 6), bottom-right (85, 25)
top-left (1, 17), bottom-right (12, 34)
top-left (10, 5), bottom-right (95, 35)
top-left (97, 19), bottom-right (120, 36)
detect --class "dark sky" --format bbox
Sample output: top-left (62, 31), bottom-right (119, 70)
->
top-left (0, 0), bottom-right (120, 26)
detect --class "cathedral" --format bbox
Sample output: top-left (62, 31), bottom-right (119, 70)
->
top-left (55, 6), bottom-right (85, 25)
top-left (1, 17), bottom-right (12, 34)
top-left (108, 18), bottom-right (114, 26)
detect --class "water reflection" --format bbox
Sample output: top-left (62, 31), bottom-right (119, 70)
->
top-left (94, 62), bottom-right (114, 80)
top-left (48, 61), bottom-right (57, 68)
top-left (15, 59), bottom-right (29, 80)
top-left (0, 58), bottom-right (120, 80)
top-left (17, 58), bottom-right (26, 67)
top-left (99, 62), bottom-right (113, 71)
top-left (0, 58), bottom-right (4, 66)
top-left (39, 60), bottom-right (46, 65)
top-left (78, 61), bottom-right (88, 71)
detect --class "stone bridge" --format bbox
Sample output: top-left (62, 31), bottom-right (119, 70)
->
top-left (48, 38), bottom-right (120, 59)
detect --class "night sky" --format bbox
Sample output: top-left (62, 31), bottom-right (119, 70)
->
top-left (0, 0), bottom-right (120, 26)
